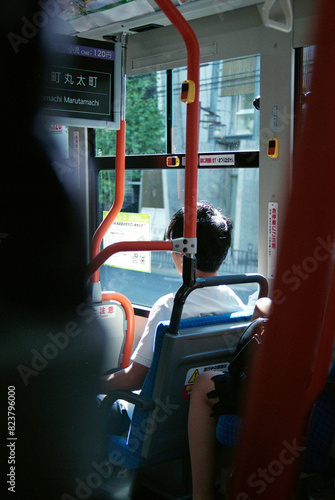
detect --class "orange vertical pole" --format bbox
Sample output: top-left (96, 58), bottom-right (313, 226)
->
top-left (90, 119), bottom-right (126, 283)
top-left (154, 0), bottom-right (200, 240)
top-left (229, 1), bottom-right (335, 498)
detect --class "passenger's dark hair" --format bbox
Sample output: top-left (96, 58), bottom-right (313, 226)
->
top-left (166, 201), bottom-right (232, 273)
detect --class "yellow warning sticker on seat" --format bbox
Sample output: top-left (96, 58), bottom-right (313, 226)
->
top-left (182, 362), bottom-right (229, 400)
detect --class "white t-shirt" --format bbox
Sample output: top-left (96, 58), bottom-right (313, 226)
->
top-left (131, 285), bottom-right (246, 368)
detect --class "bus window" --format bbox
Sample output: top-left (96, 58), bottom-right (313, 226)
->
top-left (95, 71), bottom-right (166, 157)
top-left (93, 54), bottom-right (260, 307)
top-left (95, 56), bottom-right (260, 158)
top-left (172, 55), bottom-right (260, 154)
top-left (98, 166), bottom-right (259, 307)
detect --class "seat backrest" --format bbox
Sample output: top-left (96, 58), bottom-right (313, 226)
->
top-left (93, 300), bottom-right (126, 373)
top-left (127, 310), bottom-right (252, 464)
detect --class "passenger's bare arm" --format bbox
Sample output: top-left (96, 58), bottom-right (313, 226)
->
top-left (100, 361), bottom-right (149, 393)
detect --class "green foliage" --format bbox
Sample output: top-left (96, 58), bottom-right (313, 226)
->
top-left (99, 170), bottom-right (115, 209)
top-left (95, 72), bottom-right (165, 157)
top-left (95, 129), bottom-right (116, 157)
top-left (125, 73), bottom-right (165, 154)
top-left (97, 72), bottom-right (165, 208)
top-left (98, 170), bottom-right (142, 211)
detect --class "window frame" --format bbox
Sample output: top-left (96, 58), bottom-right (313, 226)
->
top-left (89, 151), bottom-right (259, 244)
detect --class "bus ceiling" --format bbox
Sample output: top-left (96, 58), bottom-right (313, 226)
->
top-left (52, 0), bottom-right (265, 41)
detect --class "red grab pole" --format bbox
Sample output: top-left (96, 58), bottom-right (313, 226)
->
top-left (229, 1), bottom-right (335, 498)
top-left (90, 120), bottom-right (126, 283)
top-left (154, 0), bottom-right (200, 240)
top-left (87, 240), bottom-right (173, 280)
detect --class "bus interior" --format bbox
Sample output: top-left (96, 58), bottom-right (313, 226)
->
top-left (2, 1), bottom-right (335, 499)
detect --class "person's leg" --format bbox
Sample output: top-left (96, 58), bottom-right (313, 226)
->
top-left (97, 395), bottom-right (131, 436)
top-left (188, 370), bottom-right (222, 500)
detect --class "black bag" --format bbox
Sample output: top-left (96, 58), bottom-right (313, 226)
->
top-left (207, 317), bottom-right (268, 416)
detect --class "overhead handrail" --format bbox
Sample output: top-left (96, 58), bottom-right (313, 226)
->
top-left (262, 0), bottom-right (293, 33)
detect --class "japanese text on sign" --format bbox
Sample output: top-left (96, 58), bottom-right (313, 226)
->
top-left (55, 42), bottom-right (114, 61)
top-left (268, 202), bottom-right (278, 279)
top-left (93, 305), bottom-right (116, 319)
top-left (199, 154), bottom-right (235, 165)
top-left (103, 212), bottom-right (151, 273)
top-left (182, 154), bottom-right (235, 166)
top-left (43, 67), bottom-right (111, 116)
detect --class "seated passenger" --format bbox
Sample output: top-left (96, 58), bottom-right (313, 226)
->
top-left (100, 201), bottom-right (246, 400)
top-left (188, 297), bottom-right (272, 500)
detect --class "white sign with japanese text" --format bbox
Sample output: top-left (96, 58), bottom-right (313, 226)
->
top-left (103, 212), bottom-right (151, 272)
top-left (268, 202), bottom-right (278, 279)
top-left (181, 154), bottom-right (235, 166)
top-left (93, 304), bottom-right (117, 319)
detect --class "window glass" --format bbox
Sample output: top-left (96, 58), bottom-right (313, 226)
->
top-left (95, 71), bottom-right (166, 156)
top-left (95, 55), bottom-right (260, 307)
top-left (172, 55), bottom-right (260, 153)
top-left (98, 167), bottom-right (259, 307)
top-left (47, 125), bottom-right (69, 157)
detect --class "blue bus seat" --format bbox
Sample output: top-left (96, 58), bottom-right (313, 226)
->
top-left (104, 310), bottom-right (252, 489)
top-left (216, 414), bottom-right (242, 448)
top-left (216, 363), bottom-right (335, 476)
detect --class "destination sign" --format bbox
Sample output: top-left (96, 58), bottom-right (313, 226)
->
top-left (43, 67), bottom-right (111, 117)
top-left (41, 36), bottom-right (121, 129)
